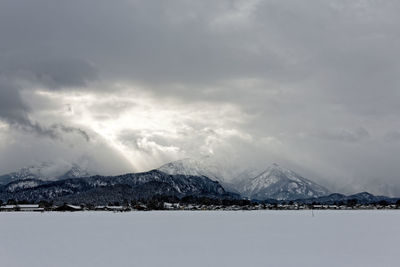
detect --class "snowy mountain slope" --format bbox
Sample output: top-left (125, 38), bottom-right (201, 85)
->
top-left (0, 170), bottom-right (232, 204)
top-left (157, 157), bottom-right (244, 193)
top-left (1, 179), bottom-right (46, 193)
top-left (238, 163), bottom-right (330, 200)
top-left (233, 167), bottom-right (263, 182)
top-left (0, 163), bottom-right (95, 185)
top-left (0, 164), bottom-right (46, 185)
top-left (86, 170), bottom-right (226, 196)
top-left (57, 165), bottom-right (92, 180)
top-left (158, 159), bottom-right (331, 200)
top-left (157, 158), bottom-right (224, 182)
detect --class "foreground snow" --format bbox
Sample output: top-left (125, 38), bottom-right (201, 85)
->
top-left (0, 211), bottom-right (399, 267)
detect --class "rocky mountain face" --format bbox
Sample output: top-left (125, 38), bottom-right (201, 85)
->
top-left (0, 166), bottom-right (44, 185)
top-left (1, 179), bottom-right (46, 193)
top-left (0, 170), bottom-right (233, 205)
top-left (1, 159), bottom-right (397, 204)
top-left (57, 165), bottom-right (92, 180)
top-left (158, 159), bottom-right (331, 200)
top-left (238, 163), bottom-right (331, 200)
top-left (157, 157), bottom-right (243, 194)
top-left (158, 158), bottom-right (225, 182)
top-left (9, 158), bottom-right (398, 204)
top-left (0, 163), bottom-right (94, 185)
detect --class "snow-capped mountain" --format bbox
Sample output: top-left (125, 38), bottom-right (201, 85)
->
top-left (232, 166), bottom-right (264, 183)
top-left (0, 163), bottom-right (57, 185)
top-left (57, 165), bottom-right (92, 180)
top-left (0, 170), bottom-right (233, 205)
top-left (157, 157), bottom-right (224, 182)
top-left (238, 163), bottom-right (330, 200)
top-left (157, 158), bottom-right (332, 199)
top-left (157, 157), bottom-right (244, 193)
top-left (0, 159), bottom-right (331, 201)
top-left (0, 164), bottom-right (46, 185)
top-left (0, 163), bottom-right (95, 185)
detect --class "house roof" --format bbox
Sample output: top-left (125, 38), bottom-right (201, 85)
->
top-left (18, 204), bottom-right (39, 208)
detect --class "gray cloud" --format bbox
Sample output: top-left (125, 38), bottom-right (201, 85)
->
top-left (0, 127), bottom-right (132, 175)
top-left (0, 0), bottom-right (400, 196)
top-left (50, 124), bottom-right (91, 142)
top-left (385, 131), bottom-right (400, 143)
top-left (0, 78), bottom-right (30, 125)
top-left (0, 54), bottom-right (96, 140)
top-left (0, 77), bottom-right (58, 138)
top-left (313, 127), bottom-right (370, 143)
top-left (2, 57), bottom-right (98, 89)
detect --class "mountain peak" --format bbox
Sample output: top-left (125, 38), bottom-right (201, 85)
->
top-left (157, 157), bottom-right (223, 182)
top-left (58, 164), bottom-right (93, 179)
top-left (240, 163), bottom-right (330, 200)
top-left (0, 162), bottom-right (95, 185)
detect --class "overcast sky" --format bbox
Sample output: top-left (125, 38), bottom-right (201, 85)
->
top-left (0, 0), bottom-right (400, 195)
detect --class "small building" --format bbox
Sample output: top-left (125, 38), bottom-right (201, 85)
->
top-left (132, 204), bottom-right (148, 211)
top-left (18, 204), bottom-right (44, 212)
top-left (163, 202), bottom-right (180, 210)
top-left (105, 206), bottom-right (126, 211)
top-left (55, 204), bottom-right (83, 211)
top-left (0, 204), bottom-right (44, 212)
top-left (0, 205), bottom-right (17, 211)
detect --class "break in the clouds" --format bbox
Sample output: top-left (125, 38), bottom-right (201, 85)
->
top-left (0, 0), bottom-right (400, 196)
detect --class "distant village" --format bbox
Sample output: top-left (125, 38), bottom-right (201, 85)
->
top-left (1, 200), bottom-right (400, 212)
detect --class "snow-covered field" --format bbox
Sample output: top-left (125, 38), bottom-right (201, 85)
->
top-left (1, 211), bottom-right (399, 267)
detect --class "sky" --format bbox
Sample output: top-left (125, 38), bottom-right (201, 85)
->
top-left (0, 0), bottom-right (400, 196)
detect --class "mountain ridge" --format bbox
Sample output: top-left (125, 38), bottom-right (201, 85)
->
top-left (238, 163), bottom-right (331, 200)
top-left (158, 159), bottom-right (331, 200)
top-left (0, 170), bottom-right (234, 205)
top-left (0, 163), bottom-right (95, 185)
top-left (3, 159), bottom-right (398, 204)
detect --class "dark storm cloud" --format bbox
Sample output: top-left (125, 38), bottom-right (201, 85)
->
top-left (0, 59), bottom-right (95, 140)
top-left (0, 78), bottom-right (29, 125)
top-left (50, 124), bottom-right (90, 142)
top-left (2, 57), bottom-right (98, 89)
top-left (0, 77), bottom-right (57, 138)
top-left (0, 0), bottom-right (298, 89)
top-left (1, 0), bottom-right (398, 101)
top-left (0, 0), bottom-right (400, 195)
top-left (0, 16), bottom-right (97, 139)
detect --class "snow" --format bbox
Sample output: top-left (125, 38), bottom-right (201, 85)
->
top-left (6, 180), bottom-right (41, 192)
top-left (65, 204), bottom-right (82, 210)
top-left (158, 157), bottom-right (224, 182)
top-left (241, 163), bottom-right (330, 199)
top-left (15, 204), bottom-right (39, 208)
top-left (157, 159), bottom-right (330, 200)
top-left (0, 211), bottom-right (399, 267)
top-left (157, 157), bottom-right (254, 183)
top-left (0, 162), bottom-right (95, 185)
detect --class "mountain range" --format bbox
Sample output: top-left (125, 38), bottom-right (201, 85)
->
top-left (0, 158), bottom-right (398, 204)
top-left (0, 170), bottom-right (233, 205)
top-left (158, 159), bottom-right (330, 200)
top-left (0, 163), bottom-right (93, 185)
top-left (236, 163), bottom-right (330, 200)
